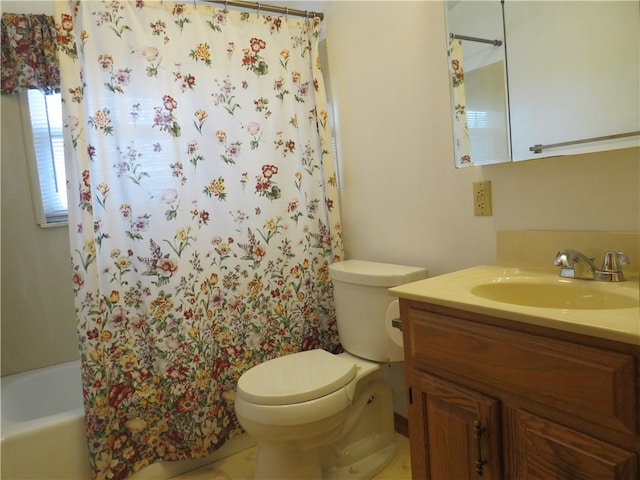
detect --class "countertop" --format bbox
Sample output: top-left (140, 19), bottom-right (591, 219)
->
top-left (389, 264), bottom-right (640, 346)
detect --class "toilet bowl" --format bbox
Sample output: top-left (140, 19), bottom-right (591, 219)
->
top-left (234, 260), bottom-right (428, 479)
top-left (235, 350), bottom-right (397, 479)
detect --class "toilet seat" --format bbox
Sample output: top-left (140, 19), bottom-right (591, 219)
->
top-left (237, 349), bottom-right (357, 405)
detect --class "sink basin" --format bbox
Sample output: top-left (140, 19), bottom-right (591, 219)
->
top-left (389, 264), bottom-right (640, 344)
top-left (471, 280), bottom-right (638, 310)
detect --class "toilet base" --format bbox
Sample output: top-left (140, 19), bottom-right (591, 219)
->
top-left (252, 440), bottom-right (397, 480)
top-left (319, 372), bottom-right (398, 479)
top-left (251, 425), bottom-right (398, 480)
top-left (255, 441), bottom-right (322, 479)
top-left (324, 441), bottom-right (397, 480)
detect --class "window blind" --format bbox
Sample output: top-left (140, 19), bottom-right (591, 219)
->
top-left (26, 89), bottom-right (68, 225)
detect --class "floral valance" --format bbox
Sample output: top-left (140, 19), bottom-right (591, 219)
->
top-left (1, 13), bottom-right (60, 94)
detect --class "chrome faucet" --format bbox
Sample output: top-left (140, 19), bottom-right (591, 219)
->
top-left (553, 249), bottom-right (629, 282)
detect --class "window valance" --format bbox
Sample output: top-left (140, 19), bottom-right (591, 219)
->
top-left (1, 13), bottom-right (60, 94)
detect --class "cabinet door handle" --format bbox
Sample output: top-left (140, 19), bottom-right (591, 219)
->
top-left (473, 420), bottom-right (487, 477)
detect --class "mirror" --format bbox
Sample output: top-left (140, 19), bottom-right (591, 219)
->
top-left (506, 1), bottom-right (639, 161)
top-left (445, 1), bottom-right (509, 167)
top-left (445, 1), bottom-right (640, 168)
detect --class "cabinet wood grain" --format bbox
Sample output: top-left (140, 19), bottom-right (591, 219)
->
top-left (401, 299), bottom-right (639, 480)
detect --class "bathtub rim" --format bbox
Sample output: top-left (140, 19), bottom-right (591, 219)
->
top-left (1, 359), bottom-right (84, 439)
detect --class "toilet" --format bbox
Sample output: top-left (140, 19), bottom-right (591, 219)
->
top-left (234, 260), bottom-right (428, 479)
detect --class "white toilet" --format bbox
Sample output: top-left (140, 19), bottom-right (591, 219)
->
top-left (234, 260), bottom-right (428, 479)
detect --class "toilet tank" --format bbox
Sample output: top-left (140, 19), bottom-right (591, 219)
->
top-left (329, 260), bottom-right (428, 362)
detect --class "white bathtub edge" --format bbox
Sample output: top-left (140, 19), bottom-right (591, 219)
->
top-left (1, 407), bottom-right (85, 439)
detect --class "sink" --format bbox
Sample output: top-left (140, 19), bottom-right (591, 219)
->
top-left (471, 280), bottom-right (638, 310)
top-left (389, 264), bottom-right (640, 344)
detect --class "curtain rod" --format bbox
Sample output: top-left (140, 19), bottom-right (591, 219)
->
top-left (450, 33), bottom-right (502, 47)
top-left (202, 0), bottom-right (324, 20)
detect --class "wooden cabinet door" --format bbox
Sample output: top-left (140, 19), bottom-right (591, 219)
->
top-left (408, 372), bottom-right (502, 480)
top-left (504, 408), bottom-right (638, 480)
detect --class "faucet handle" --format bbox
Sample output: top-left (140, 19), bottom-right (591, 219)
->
top-left (601, 251), bottom-right (629, 272)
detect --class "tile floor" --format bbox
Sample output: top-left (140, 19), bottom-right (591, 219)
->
top-left (173, 433), bottom-right (411, 480)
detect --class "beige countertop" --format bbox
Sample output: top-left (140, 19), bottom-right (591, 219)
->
top-left (389, 264), bottom-right (640, 345)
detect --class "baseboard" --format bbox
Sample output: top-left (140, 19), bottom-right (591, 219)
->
top-left (394, 413), bottom-right (409, 438)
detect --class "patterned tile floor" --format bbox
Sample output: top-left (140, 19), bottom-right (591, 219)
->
top-left (172, 433), bottom-right (411, 480)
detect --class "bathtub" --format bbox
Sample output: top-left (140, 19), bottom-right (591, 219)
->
top-left (1, 360), bottom-right (255, 480)
top-left (1, 360), bottom-right (88, 479)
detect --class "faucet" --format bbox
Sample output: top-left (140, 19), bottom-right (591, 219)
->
top-left (553, 249), bottom-right (629, 282)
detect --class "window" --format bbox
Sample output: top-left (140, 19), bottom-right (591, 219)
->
top-left (22, 90), bottom-right (68, 226)
top-left (466, 110), bottom-right (488, 129)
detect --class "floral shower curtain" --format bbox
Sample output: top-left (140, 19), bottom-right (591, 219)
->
top-left (449, 39), bottom-right (471, 167)
top-left (55, 1), bottom-right (343, 478)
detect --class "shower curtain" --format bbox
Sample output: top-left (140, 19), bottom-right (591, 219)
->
top-left (55, 1), bottom-right (343, 478)
top-left (449, 39), bottom-right (472, 167)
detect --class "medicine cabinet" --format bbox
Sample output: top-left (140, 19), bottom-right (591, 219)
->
top-left (445, 1), bottom-right (640, 168)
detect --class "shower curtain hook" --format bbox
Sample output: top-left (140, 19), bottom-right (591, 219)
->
top-left (256, 2), bottom-right (261, 16)
top-left (285, 7), bottom-right (289, 20)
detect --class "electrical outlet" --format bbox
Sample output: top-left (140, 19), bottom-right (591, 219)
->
top-left (473, 181), bottom-right (492, 216)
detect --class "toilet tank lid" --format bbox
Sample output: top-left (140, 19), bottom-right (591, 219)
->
top-left (329, 260), bottom-right (428, 287)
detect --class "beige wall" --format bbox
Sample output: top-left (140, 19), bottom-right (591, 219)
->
top-left (2, 1), bottom-right (638, 379)
top-left (1, 94), bottom-right (77, 376)
top-left (322, 1), bottom-right (638, 278)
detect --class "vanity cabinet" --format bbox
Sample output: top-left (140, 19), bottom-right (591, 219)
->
top-left (401, 300), bottom-right (639, 480)
top-left (410, 372), bottom-right (502, 479)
